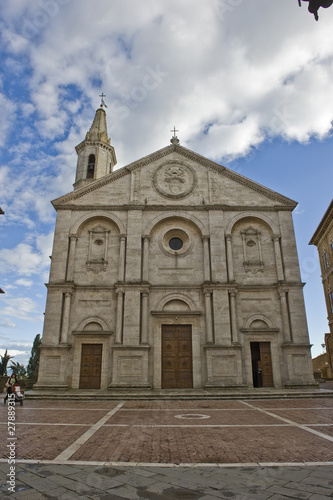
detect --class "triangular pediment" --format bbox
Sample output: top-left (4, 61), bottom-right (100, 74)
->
top-left (52, 144), bottom-right (297, 209)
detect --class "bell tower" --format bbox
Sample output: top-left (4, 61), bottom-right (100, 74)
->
top-left (74, 102), bottom-right (117, 190)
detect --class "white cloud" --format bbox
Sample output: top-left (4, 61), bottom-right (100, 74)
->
top-left (0, 296), bottom-right (40, 321)
top-left (14, 278), bottom-right (33, 287)
top-left (0, 232), bottom-right (53, 277)
top-left (0, 93), bottom-right (16, 148)
top-left (0, 318), bottom-right (16, 328)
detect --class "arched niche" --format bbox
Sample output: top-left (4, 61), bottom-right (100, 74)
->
top-left (225, 212), bottom-right (278, 237)
top-left (163, 299), bottom-right (191, 312)
top-left (243, 314), bottom-right (273, 330)
top-left (143, 212), bottom-right (208, 237)
top-left (75, 316), bottom-right (110, 332)
top-left (154, 293), bottom-right (197, 312)
top-left (71, 211), bottom-right (126, 235)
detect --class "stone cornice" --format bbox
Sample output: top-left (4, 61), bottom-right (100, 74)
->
top-left (309, 199), bottom-right (333, 246)
top-left (45, 281), bottom-right (304, 292)
top-left (52, 204), bottom-right (295, 212)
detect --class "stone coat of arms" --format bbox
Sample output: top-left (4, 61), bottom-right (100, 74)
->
top-left (153, 160), bottom-right (197, 199)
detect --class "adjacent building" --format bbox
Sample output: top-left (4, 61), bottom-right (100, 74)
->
top-left (35, 107), bottom-right (316, 391)
top-left (310, 199), bottom-right (333, 379)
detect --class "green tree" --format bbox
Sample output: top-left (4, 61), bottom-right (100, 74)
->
top-left (0, 350), bottom-right (13, 376)
top-left (9, 361), bottom-right (27, 379)
top-left (27, 334), bottom-right (41, 383)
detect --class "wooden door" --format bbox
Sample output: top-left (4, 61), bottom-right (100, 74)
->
top-left (162, 325), bottom-right (193, 389)
top-left (79, 344), bottom-right (102, 389)
top-left (259, 342), bottom-right (274, 387)
top-left (251, 342), bottom-right (274, 388)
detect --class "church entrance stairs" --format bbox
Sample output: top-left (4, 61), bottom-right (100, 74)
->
top-left (25, 387), bottom-right (333, 400)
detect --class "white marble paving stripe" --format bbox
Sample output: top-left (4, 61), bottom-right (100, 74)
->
top-left (241, 400), bottom-right (333, 443)
top-left (118, 407), bottom-right (333, 411)
top-left (7, 422), bottom-right (91, 426)
top-left (102, 424), bottom-right (291, 427)
top-left (53, 401), bottom-right (125, 462)
top-left (1, 458), bottom-right (333, 467)
top-left (8, 407), bottom-right (122, 411)
top-left (3, 422), bottom-right (331, 428)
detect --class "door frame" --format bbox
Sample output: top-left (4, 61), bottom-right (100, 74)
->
top-left (161, 324), bottom-right (193, 389)
top-left (79, 343), bottom-right (103, 389)
top-left (72, 333), bottom-right (112, 389)
top-left (152, 315), bottom-right (202, 389)
top-left (243, 334), bottom-right (282, 389)
top-left (250, 341), bottom-right (274, 388)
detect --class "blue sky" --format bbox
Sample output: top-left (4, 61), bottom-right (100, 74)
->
top-left (0, 0), bottom-right (332, 366)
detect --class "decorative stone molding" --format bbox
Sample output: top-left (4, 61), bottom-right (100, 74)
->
top-left (241, 226), bottom-right (264, 274)
top-left (86, 225), bottom-right (110, 274)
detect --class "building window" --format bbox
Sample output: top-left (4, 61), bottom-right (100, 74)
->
top-left (323, 251), bottom-right (329, 270)
top-left (329, 290), bottom-right (333, 315)
top-left (159, 228), bottom-right (192, 257)
top-left (169, 237), bottom-right (183, 251)
top-left (87, 154), bottom-right (95, 179)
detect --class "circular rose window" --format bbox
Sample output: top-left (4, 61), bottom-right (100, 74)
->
top-left (159, 228), bottom-right (192, 257)
top-left (169, 237), bottom-right (183, 251)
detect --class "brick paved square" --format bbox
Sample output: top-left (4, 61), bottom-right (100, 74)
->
top-left (275, 409), bottom-right (333, 425)
top-left (250, 399), bottom-right (333, 409)
top-left (69, 424), bottom-right (333, 464)
top-left (1, 399), bottom-right (333, 465)
top-left (124, 400), bottom-right (246, 410)
top-left (0, 424), bottom-right (88, 460)
top-left (106, 408), bottom-right (282, 426)
top-left (13, 409), bottom-right (110, 425)
top-left (307, 426), bottom-right (333, 437)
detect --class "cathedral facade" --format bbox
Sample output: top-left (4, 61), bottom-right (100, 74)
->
top-left (35, 107), bottom-right (316, 391)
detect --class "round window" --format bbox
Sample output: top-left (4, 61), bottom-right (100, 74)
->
top-left (169, 237), bottom-right (183, 251)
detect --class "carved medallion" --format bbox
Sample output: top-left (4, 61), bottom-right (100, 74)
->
top-left (153, 160), bottom-right (197, 199)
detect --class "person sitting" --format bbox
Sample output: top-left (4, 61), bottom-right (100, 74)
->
top-left (4, 373), bottom-right (17, 404)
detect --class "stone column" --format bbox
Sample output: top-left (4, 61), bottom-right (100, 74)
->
top-left (202, 237), bottom-right (211, 282)
top-left (87, 231), bottom-right (93, 262)
top-left (118, 236), bottom-right (126, 282)
top-left (66, 234), bottom-right (77, 282)
top-left (229, 289), bottom-right (238, 343)
top-left (141, 291), bottom-right (149, 344)
top-left (115, 288), bottom-right (124, 344)
top-left (279, 289), bottom-right (292, 342)
top-left (226, 234), bottom-right (235, 282)
top-left (60, 291), bottom-right (72, 344)
top-left (142, 236), bottom-right (150, 282)
top-left (204, 290), bottom-right (214, 343)
top-left (273, 235), bottom-right (285, 282)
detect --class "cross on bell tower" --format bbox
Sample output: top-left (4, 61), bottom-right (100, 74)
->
top-left (73, 99), bottom-right (117, 190)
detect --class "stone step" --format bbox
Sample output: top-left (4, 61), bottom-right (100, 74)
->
top-left (24, 389), bottom-right (333, 401)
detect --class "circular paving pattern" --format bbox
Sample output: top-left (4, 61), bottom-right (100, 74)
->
top-left (174, 414), bottom-right (211, 420)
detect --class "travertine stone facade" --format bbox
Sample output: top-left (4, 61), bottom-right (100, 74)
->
top-left (35, 109), bottom-right (316, 391)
